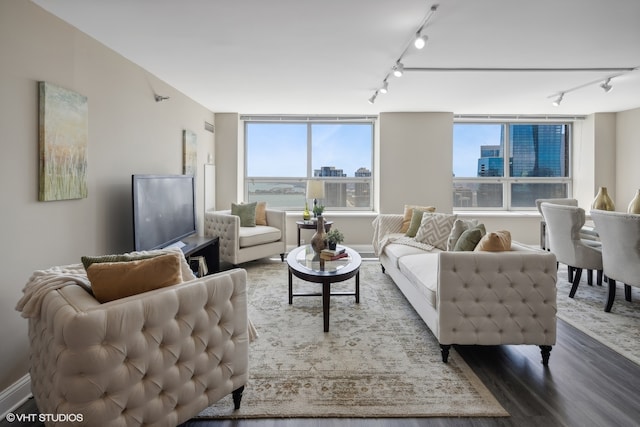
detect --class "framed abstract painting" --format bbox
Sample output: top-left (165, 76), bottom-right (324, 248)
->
top-left (183, 129), bottom-right (197, 176)
top-left (38, 82), bottom-right (88, 201)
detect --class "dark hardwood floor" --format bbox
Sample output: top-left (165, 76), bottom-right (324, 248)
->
top-left (4, 319), bottom-right (639, 427)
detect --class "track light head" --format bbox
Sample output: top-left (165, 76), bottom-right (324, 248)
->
top-left (552, 93), bottom-right (564, 107)
top-left (380, 81), bottom-right (389, 94)
top-left (368, 93), bottom-right (377, 104)
top-left (154, 94), bottom-right (170, 102)
top-left (414, 33), bottom-right (428, 49)
top-left (600, 78), bottom-right (613, 93)
top-left (393, 62), bottom-right (404, 77)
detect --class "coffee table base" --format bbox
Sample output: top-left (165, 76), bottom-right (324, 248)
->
top-left (288, 270), bottom-right (360, 332)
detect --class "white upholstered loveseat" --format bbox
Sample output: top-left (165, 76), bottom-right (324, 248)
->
top-left (19, 262), bottom-right (249, 426)
top-left (373, 213), bottom-right (558, 364)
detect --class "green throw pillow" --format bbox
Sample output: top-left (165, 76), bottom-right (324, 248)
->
top-left (405, 209), bottom-right (428, 237)
top-left (452, 224), bottom-right (486, 251)
top-left (81, 253), bottom-right (160, 270)
top-left (231, 202), bottom-right (257, 227)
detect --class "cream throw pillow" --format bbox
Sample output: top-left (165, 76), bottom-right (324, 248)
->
top-left (255, 201), bottom-right (267, 226)
top-left (401, 205), bottom-right (436, 233)
top-left (414, 212), bottom-right (457, 250)
top-left (87, 253), bottom-right (183, 303)
top-left (474, 230), bottom-right (512, 252)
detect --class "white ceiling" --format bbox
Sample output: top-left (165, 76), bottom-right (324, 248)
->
top-left (32, 0), bottom-right (640, 116)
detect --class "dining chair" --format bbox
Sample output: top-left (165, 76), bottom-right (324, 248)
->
top-left (590, 209), bottom-right (640, 312)
top-left (541, 202), bottom-right (603, 298)
top-left (536, 198), bottom-right (600, 283)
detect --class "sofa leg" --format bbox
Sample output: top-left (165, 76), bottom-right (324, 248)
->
top-left (381, 264), bottom-right (385, 274)
top-left (540, 345), bottom-right (552, 365)
top-left (440, 344), bottom-right (451, 363)
top-left (624, 284), bottom-right (632, 302)
top-left (232, 385), bottom-right (245, 410)
top-left (280, 253), bottom-right (285, 262)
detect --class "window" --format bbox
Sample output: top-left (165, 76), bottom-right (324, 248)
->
top-left (245, 120), bottom-right (374, 210)
top-left (453, 123), bottom-right (571, 210)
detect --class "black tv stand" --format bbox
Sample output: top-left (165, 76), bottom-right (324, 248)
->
top-left (178, 235), bottom-right (220, 275)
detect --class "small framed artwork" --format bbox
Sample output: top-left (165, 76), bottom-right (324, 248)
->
top-left (183, 129), bottom-right (197, 176)
top-left (38, 81), bottom-right (89, 201)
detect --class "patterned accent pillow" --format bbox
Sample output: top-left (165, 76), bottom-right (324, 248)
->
top-left (231, 202), bottom-right (257, 227)
top-left (414, 213), bottom-right (457, 250)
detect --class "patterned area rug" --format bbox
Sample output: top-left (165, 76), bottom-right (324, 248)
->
top-left (197, 259), bottom-right (508, 418)
top-left (555, 265), bottom-right (640, 365)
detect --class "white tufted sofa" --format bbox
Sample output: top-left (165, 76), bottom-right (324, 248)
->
top-left (374, 214), bottom-right (558, 364)
top-left (205, 209), bottom-right (286, 266)
top-left (28, 268), bottom-right (249, 426)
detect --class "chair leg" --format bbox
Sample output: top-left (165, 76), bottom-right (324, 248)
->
top-left (568, 266), bottom-right (574, 282)
top-left (625, 284), bottom-right (632, 302)
top-left (605, 279), bottom-right (616, 312)
top-left (587, 269), bottom-right (593, 286)
top-left (280, 253), bottom-right (285, 262)
top-left (569, 268), bottom-right (582, 298)
top-left (597, 270), bottom-right (603, 286)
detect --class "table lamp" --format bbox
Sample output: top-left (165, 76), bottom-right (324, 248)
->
top-left (306, 180), bottom-right (325, 217)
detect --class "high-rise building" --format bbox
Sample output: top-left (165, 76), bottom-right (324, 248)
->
top-left (353, 167), bottom-right (371, 207)
top-left (314, 166), bottom-right (347, 207)
top-left (510, 125), bottom-right (566, 177)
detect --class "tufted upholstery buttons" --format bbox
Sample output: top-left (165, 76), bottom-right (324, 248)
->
top-left (26, 267), bottom-right (250, 426)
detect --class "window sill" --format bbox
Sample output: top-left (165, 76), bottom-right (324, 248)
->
top-left (454, 211), bottom-right (542, 218)
top-left (286, 211), bottom-right (378, 219)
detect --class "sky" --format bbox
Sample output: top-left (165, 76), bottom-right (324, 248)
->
top-left (453, 123), bottom-right (503, 177)
top-left (246, 123), bottom-right (372, 177)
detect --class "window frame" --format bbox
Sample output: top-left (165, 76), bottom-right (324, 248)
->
top-left (243, 118), bottom-right (375, 211)
top-left (452, 121), bottom-right (572, 211)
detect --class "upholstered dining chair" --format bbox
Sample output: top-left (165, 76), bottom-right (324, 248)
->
top-left (536, 198), bottom-right (602, 285)
top-left (536, 198), bottom-right (600, 284)
top-left (590, 209), bottom-right (640, 312)
top-left (541, 202), bottom-right (603, 298)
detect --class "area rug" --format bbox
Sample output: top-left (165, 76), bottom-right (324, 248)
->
top-left (197, 259), bottom-right (508, 418)
top-left (555, 265), bottom-right (640, 366)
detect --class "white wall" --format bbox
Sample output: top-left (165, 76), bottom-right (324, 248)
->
top-left (616, 107), bottom-right (640, 209)
top-left (0, 1), bottom-right (214, 391)
top-left (379, 112), bottom-right (454, 213)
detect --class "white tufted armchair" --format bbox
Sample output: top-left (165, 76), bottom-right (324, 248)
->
top-left (204, 209), bottom-right (286, 266)
top-left (27, 268), bottom-right (249, 426)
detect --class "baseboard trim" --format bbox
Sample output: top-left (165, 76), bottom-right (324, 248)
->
top-left (0, 375), bottom-right (31, 420)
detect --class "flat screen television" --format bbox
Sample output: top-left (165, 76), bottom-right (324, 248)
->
top-left (132, 174), bottom-right (196, 251)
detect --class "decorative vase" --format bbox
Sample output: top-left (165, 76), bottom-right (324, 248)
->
top-left (628, 189), bottom-right (640, 214)
top-left (310, 215), bottom-right (327, 254)
top-left (591, 186), bottom-right (615, 211)
top-left (303, 202), bottom-right (311, 220)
